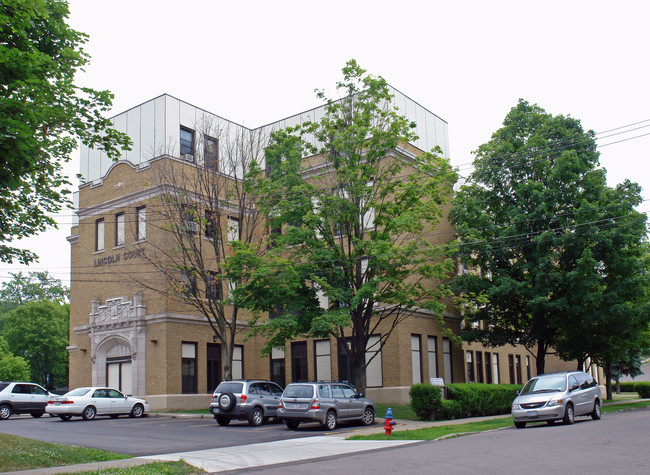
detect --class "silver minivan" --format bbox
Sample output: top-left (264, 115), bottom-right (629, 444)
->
top-left (511, 371), bottom-right (601, 428)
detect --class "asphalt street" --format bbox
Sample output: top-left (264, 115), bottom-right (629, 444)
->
top-left (229, 408), bottom-right (650, 474)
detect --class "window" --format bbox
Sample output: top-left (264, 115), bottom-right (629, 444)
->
top-left (361, 180), bottom-right (375, 230)
top-left (227, 216), bottom-right (240, 242)
top-left (136, 206), bottom-right (146, 241)
top-left (207, 272), bottom-right (221, 301)
top-left (476, 351), bottom-right (484, 383)
top-left (181, 269), bottom-right (198, 298)
top-left (291, 342), bottom-right (308, 382)
top-left (466, 350), bottom-right (474, 383)
top-left (485, 352), bottom-right (492, 384)
top-left (427, 336), bottom-right (438, 379)
top-left (204, 135), bottom-right (218, 170)
top-left (314, 340), bottom-right (331, 382)
top-left (365, 335), bottom-right (383, 387)
top-left (525, 355), bottom-right (531, 380)
top-left (515, 355), bottom-right (522, 384)
top-left (270, 347), bottom-right (285, 387)
top-left (95, 218), bottom-right (105, 252)
top-left (411, 334), bottom-right (422, 384)
top-left (180, 127), bottom-right (194, 160)
top-left (181, 342), bottom-right (197, 394)
top-left (181, 204), bottom-right (199, 235)
top-left (115, 212), bottom-right (125, 247)
top-left (508, 355), bottom-right (515, 384)
top-left (207, 343), bottom-right (221, 392)
top-left (205, 209), bottom-right (217, 239)
top-left (232, 345), bottom-right (243, 379)
top-left (443, 338), bottom-right (453, 384)
top-left (492, 353), bottom-right (500, 384)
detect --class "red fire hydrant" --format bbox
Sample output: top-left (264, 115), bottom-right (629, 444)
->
top-left (384, 407), bottom-right (396, 436)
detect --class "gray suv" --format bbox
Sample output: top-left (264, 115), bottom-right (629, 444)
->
top-left (277, 382), bottom-right (376, 430)
top-left (511, 371), bottom-right (601, 428)
top-left (209, 380), bottom-right (283, 426)
top-left (0, 381), bottom-right (52, 420)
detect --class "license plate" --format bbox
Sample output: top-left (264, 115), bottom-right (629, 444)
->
top-left (284, 403), bottom-right (301, 409)
top-left (527, 411), bottom-right (538, 417)
top-left (54, 401), bottom-right (61, 406)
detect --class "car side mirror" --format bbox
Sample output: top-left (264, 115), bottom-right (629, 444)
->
top-left (570, 384), bottom-right (579, 392)
top-left (515, 390), bottom-right (520, 396)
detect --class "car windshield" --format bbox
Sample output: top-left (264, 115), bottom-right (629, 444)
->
top-left (520, 376), bottom-right (567, 394)
top-left (216, 382), bottom-right (244, 393)
top-left (66, 388), bottom-right (91, 397)
top-left (283, 385), bottom-right (314, 398)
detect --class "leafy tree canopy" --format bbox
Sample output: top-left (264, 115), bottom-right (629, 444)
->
top-left (450, 99), bottom-right (649, 375)
top-left (0, 335), bottom-right (30, 381)
top-left (3, 300), bottom-right (69, 388)
top-left (0, 0), bottom-right (131, 264)
top-left (0, 271), bottom-right (69, 316)
top-left (232, 60), bottom-right (456, 392)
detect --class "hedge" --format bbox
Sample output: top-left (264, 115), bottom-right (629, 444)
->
top-left (409, 382), bottom-right (522, 421)
top-left (634, 382), bottom-right (650, 398)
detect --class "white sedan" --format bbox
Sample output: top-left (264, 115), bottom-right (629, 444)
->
top-left (45, 387), bottom-right (150, 421)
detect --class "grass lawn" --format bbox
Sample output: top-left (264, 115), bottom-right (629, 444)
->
top-left (65, 461), bottom-right (200, 474)
top-left (0, 433), bottom-right (129, 472)
top-left (0, 434), bottom-right (199, 474)
top-left (349, 418), bottom-right (514, 441)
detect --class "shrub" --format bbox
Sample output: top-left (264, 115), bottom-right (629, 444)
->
top-left (409, 383), bottom-right (443, 421)
top-left (439, 399), bottom-right (463, 420)
top-left (445, 383), bottom-right (522, 418)
top-left (634, 382), bottom-right (650, 398)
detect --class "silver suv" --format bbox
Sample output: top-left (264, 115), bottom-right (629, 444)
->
top-left (209, 380), bottom-right (283, 426)
top-left (511, 371), bottom-right (601, 428)
top-left (277, 382), bottom-right (376, 430)
top-left (0, 381), bottom-right (52, 420)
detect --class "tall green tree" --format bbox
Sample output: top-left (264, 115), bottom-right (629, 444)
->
top-left (450, 99), bottom-right (649, 375)
top-left (0, 270), bottom-right (69, 313)
top-left (3, 301), bottom-right (69, 388)
top-left (0, 336), bottom-right (30, 381)
top-left (231, 60), bottom-right (456, 393)
top-left (0, 0), bottom-right (130, 264)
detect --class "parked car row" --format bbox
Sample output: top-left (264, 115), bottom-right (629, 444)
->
top-left (0, 381), bottom-right (149, 421)
top-left (209, 379), bottom-right (376, 431)
top-left (4, 370), bottom-right (601, 432)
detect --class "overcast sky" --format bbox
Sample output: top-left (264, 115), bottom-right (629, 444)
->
top-left (3, 0), bottom-right (649, 286)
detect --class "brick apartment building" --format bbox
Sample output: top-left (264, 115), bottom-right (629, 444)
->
top-left (67, 91), bottom-right (578, 410)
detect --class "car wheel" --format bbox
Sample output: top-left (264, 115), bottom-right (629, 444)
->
top-left (591, 400), bottom-right (601, 420)
top-left (323, 410), bottom-right (337, 431)
top-left (215, 415), bottom-right (231, 426)
top-left (361, 407), bottom-right (375, 426)
top-left (30, 412), bottom-right (44, 418)
top-left (562, 403), bottom-right (575, 425)
top-left (59, 414), bottom-right (72, 421)
top-left (285, 421), bottom-right (300, 430)
top-left (218, 392), bottom-right (237, 412)
top-left (130, 404), bottom-right (145, 418)
top-left (514, 421), bottom-right (526, 429)
top-left (248, 407), bottom-right (264, 427)
top-left (82, 405), bottom-right (96, 421)
top-left (0, 404), bottom-right (12, 420)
